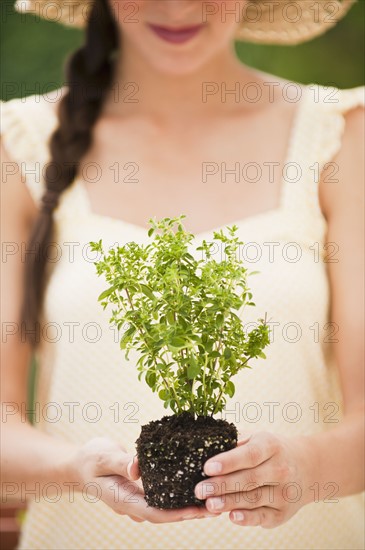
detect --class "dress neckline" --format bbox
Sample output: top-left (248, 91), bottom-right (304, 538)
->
top-left (49, 85), bottom-right (309, 237)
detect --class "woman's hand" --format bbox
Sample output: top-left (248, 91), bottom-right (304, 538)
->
top-left (194, 431), bottom-right (316, 528)
top-left (70, 436), bottom-right (216, 523)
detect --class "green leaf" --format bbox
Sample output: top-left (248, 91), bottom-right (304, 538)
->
top-left (225, 381), bottom-right (235, 398)
top-left (187, 358), bottom-right (201, 380)
top-left (145, 370), bottom-right (156, 389)
top-left (155, 363), bottom-right (166, 371)
top-left (119, 326), bottom-right (136, 349)
top-left (166, 311), bottom-right (175, 325)
top-left (98, 285), bottom-right (117, 301)
top-left (158, 389), bottom-right (169, 401)
top-left (223, 347), bottom-right (232, 359)
top-left (139, 284), bottom-right (156, 301)
top-left (169, 336), bottom-right (186, 348)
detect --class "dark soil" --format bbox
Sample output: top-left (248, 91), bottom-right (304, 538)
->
top-left (135, 412), bottom-right (237, 509)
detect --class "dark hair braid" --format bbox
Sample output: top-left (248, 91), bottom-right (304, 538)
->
top-left (21, 0), bottom-right (120, 349)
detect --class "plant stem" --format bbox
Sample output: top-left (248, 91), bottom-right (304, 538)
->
top-left (180, 347), bottom-right (195, 416)
top-left (202, 353), bottom-right (209, 416)
top-left (122, 286), bottom-right (183, 413)
top-left (211, 355), bottom-right (251, 416)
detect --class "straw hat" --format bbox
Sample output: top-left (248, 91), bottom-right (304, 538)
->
top-left (14, 0), bottom-right (356, 45)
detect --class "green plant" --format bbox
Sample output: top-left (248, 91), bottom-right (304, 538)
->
top-left (90, 215), bottom-right (270, 417)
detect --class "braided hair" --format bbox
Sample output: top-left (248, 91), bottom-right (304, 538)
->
top-left (21, 0), bottom-right (120, 349)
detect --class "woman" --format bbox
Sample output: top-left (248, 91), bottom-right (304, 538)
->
top-left (1, 0), bottom-right (364, 549)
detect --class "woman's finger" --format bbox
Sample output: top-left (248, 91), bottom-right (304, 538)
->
top-left (236, 432), bottom-right (252, 446)
top-left (96, 450), bottom-right (140, 481)
top-left (102, 475), bottom-right (145, 503)
top-left (128, 515), bottom-right (146, 522)
top-left (127, 455), bottom-right (141, 480)
top-left (203, 485), bottom-right (280, 514)
top-left (142, 504), bottom-right (219, 524)
top-left (203, 432), bottom-right (278, 476)
top-left (229, 506), bottom-right (285, 529)
top-left (101, 476), bottom-right (217, 523)
top-left (195, 459), bottom-right (284, 499)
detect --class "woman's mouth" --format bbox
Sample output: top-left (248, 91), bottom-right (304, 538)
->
top-left (147, 23), bottom-right (205, 44)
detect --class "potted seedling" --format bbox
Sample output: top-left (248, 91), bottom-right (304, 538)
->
top-left (90, 215), bottom-right (270, 509)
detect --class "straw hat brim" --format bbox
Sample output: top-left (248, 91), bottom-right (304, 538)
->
top-left (14, 0), bottom-right (356, 45)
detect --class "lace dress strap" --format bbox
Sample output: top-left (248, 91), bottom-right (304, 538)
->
top-left (280, 84), bottom-right (365, 241)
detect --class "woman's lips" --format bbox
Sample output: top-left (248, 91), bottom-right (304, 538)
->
top-left (147, 23), bottom-right (204, 44)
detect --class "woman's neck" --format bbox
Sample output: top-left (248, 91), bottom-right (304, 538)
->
top-left (101, 40), bottom-right (260, 122)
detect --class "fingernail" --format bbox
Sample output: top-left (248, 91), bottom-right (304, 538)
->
top-left (232, 511), bottom-right (244, 522)
top-left (205, 461), bottom-right (222, 475)
top-left (182, 514), bottom-right (197, 520)
top-left (127, 460), bottom-right (133, 479)
top-left (208, 497), bottom-right (225, 511)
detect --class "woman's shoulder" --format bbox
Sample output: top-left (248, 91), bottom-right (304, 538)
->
top-left (240, 67), bottom-right (364, 123)
top-left (255, 67), bottom-right (363, 104)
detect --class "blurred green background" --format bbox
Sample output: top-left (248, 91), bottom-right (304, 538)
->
top-left (1, 0), bottom-right (364, 100)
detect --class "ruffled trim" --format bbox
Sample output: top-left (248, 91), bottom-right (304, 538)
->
top-left (316, 85), bottom-right (365, 167)
top-left (312, 86), bottom-right (364, 219)
top-left (0, 95), bottom-right (56, 209)
top-left (284, 84), bottom-right (364, 237)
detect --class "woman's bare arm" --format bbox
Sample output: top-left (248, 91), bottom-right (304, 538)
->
top-left (308, 104), bottom-right (365, 498)
top-left (0, 140), bottom-right (80, 500)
